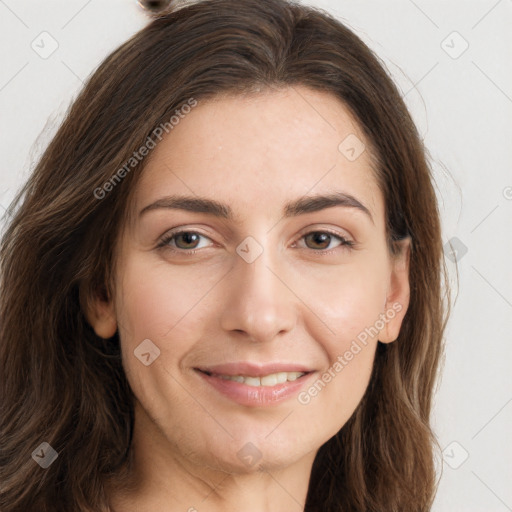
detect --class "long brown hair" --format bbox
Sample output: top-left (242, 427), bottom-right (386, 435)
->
top-left (0, 0), bottom-right (451, 510)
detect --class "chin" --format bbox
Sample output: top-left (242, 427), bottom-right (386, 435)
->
top-left (198, 432), bottom-right (315, 474)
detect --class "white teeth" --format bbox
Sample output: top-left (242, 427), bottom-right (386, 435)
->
top-left (260, 374), bottom-right (278, 386)
top-left (244, 376), bottom-right (261, 387)
top-left (214, 371), bottom-right (306, 386)
top-left (275, 372), bottom-right (288, 384)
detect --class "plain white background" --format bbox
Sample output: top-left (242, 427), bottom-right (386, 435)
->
top-left (1, 1), bottom-right (511, 510)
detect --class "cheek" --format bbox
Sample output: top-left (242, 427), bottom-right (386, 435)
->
top-left (299, 255), bottom-right (389, 342)
top-left (113, 254), bottom-right (221, 407)
top-left (294, 258), bottom-right (386, 416)
top-left (298, 282), bottom-right (380, 431)
top-left (113, 257), bottom-right (204, 422)
top-left (114, 256), bottom-right (211, 348)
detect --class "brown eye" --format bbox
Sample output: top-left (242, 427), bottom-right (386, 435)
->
top-left (298, 230), bottom-right (354, 252)
top-left (174, 232), bottom-right (201, 250)
top-left (159, 231), bottom-right (212, 252)
top-left (304, 232), bottom-right (333, 250)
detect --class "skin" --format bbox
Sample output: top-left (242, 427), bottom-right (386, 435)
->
top-left (87, 85), bottom-right (410, 512)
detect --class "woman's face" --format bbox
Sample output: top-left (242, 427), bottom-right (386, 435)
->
top-left (90, 86), bottom-right (410, 475)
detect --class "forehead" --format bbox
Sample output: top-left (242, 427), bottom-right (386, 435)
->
top-left (129, 86), bottom-right (384, 227)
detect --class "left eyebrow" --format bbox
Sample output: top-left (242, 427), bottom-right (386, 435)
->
top-left (139, 191), bottom-right (374, 225)
top-left (283, 192), bottom-right (373, 224)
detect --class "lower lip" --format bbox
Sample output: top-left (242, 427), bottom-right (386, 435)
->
top-left (196, 370), bottom-right (315, 407)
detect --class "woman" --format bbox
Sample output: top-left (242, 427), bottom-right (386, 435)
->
top-left (0, 0), bottom-right (451, 510)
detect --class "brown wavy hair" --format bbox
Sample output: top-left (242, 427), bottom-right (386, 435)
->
top-left (0, 0), bottom-right (451, 510)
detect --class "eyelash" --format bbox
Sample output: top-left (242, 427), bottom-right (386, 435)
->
top-left (157, 228), bottom-right (355, 256)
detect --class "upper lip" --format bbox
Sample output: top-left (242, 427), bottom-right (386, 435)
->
top-left (195, 362), bottom-right (314, 377)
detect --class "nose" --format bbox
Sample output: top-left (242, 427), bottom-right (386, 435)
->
top-left (219, 237), bottom-right (297, 344)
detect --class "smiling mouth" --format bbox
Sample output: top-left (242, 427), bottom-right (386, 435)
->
top-left (194, 366), bottom-right (316, 407)
top-left (197, 369), bottom-right (310, 387)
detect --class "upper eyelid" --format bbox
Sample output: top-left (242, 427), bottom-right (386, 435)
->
top-left (295, 224), bottom-right (353, 240)
top-left (164, 222), bottom-right (354, 238)
top-left (161, 227), bottom-right (353, 248)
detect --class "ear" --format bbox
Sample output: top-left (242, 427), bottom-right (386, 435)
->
top-left (82, 283), bottom-right (118, 339)
top-left (379, 237), bottom-right (411, 344)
